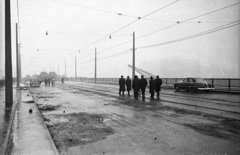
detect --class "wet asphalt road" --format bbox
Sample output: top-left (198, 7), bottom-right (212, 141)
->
top-left (30, 82), bottom-right (240, 155)
top-left (62, 81), bottom-right (240, 120)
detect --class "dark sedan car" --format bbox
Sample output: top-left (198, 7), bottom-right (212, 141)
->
top-left (174, 77), bottom-right (215, 93)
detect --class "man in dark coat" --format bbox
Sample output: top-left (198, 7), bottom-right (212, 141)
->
top-left (155, 75), bottom-right (163, 98)
top-left (139, 75), bottom-right (148, 99)
top-left (149, 76), bottom-right (156, 99)
top-left (118, 75), bottom-right (126, 95)
top-left (47, 77), bottom-right (51, 86)
top-left (61, 76), bottom-right (64, 84)
top-left (125, 76), bottom-right (131, 96)
top-left (44, 78), bottom-right (47, 86)
top-left (132, 75), bottom-right (140, 100)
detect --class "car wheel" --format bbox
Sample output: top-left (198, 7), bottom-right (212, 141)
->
top-left (192, 87), bottom-right (198, 93)
top-left (205, 90), bottom-right (209, 93)
top-left (175, 86), bottom-right (179, 91)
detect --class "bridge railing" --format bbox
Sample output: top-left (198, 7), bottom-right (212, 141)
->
top-left (161, 78), bottom-right (240, 90)
top-left (69, 78), bottom-right (240, 90)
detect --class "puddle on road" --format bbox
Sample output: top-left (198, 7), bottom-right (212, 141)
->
top-left (44, 113), bottom-right (114, 154)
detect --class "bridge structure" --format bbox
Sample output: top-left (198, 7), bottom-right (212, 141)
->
top-left (127, 64), bottom-right (155, 78)
top-left (59, 65), bottom-right (240, 92)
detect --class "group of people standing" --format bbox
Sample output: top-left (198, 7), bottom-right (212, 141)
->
top-left (119, 75), bottom-right (163, 100)
top-left (44, 77), bottom-right (55, 87)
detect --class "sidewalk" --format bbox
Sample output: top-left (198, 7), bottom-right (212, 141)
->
top-left (9, 89), bottom-right (59, 155)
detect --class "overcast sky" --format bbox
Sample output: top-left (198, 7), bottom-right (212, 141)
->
top-left (1, 0), bottom-right (240, 78)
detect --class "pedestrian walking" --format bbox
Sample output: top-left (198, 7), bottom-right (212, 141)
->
top-left (118, 75), bottom-right (126, 95)
top-left (149, 76), bottom-right (156, 99)
top-left (125, 76), bottom-right (132, 96)
top-left (44, 77), bottom-right (47, 86)
top-left (51, 77), bottom-right (55, 87)
top-left (132, 75), bottom-right (140, 100)
top-left (139, 75), bottom-right (148, 99)
top-left (47, 77), bottom-right (51, 86)
top-left (61, 76), bottom-right (64, 84)
top-left (155, 75), bottom-right (162, 99)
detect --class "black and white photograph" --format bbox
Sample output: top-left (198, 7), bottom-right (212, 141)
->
top-left (0, 0), bottom-right (240, 154)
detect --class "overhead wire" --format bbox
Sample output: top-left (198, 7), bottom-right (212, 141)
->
top-left (138, 20), bottom-right (240, 49)
top-left (53, 0), bottom-right (175, 21)
top-left (27, 1), bottom-right (239, 56)
top-left (99, 1), bottom-right (240, 53)
top-left (34, 1), bottom-right (239, 71)
top-left (53, 0), bottom-right (235, 24)
top-left (136, 1), bottom-right (240, 40)
top-left (61, 0), bottom-right (179, 59)
top-left (65, 48), bottom-right (131, 68)
top-left (98, 49), bottom-right (131, 60)
top-left (19, 27), bottom-right (131, 36)
top-left (44, 0), bottom-right (179, 69)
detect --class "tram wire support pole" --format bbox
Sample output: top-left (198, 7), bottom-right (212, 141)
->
top-left (64, 58), bottom-right (66, 77)
top-left (16, 23), bottom-right (19, 87)
top-left (19, 54), bottom-right (22, 82)
top-left (5, 0), bottom-right (13, 104)
top-left (95, 48), bottom-right (97, 83)
top-left (132, 31), bottom-right (135, 79)
top-left (75, 56), bottom-right (77, 80)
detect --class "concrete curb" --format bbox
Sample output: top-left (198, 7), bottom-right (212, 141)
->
top-left (30, 91), bottom-right (60, 155)
top-left (1, 89), bottom-right (21, 155)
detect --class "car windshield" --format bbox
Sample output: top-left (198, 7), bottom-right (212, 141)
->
top-left (195, 78), bottom-right (204, 82)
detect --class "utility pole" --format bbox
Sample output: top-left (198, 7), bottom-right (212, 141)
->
top-left (16, 23), bottom-right (19, 87)
top-left (5, 0), bottom-right (13, 104)
top-left (75, 56), bottom-right (77, 79)
top-left (94, 48), bottom-right (97, 83)
top-left (19, 55), bottom-right (22, 82)
top-left (58, 63), bottom-right (59, 76)
top-left (64, 59), bottom-right (66, 77)
top-left (132, 31), bottom-right (135, 79)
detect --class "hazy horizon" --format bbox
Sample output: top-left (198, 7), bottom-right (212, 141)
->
top-left (0, 0), bottom-right (239, 79)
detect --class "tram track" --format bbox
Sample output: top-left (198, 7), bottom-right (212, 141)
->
top-left (54, 83), bottom-right (240, 142)
top-left (56, 83), bottom-right (240, 120)
top-left (65, 81), bottom-right (240, 105)
top-left (58, 82), bottom-right (240, 109)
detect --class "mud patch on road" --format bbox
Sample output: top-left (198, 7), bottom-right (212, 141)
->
top-left (184, 123), bottom-right (227, 139)
top-left (37, 103), bottom-right (61, 111)
top-left (36, 95), bottom-right (55, 99)
top-left (44, 113), bottom-right (114, 154)
top-left (183, 119), bottom-right (240, 142)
